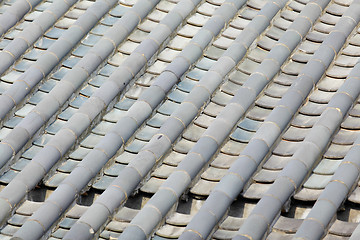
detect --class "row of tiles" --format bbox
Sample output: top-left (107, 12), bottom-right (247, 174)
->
top-left (2, 196), bottom-right (360, 239)
top-left (0, 0), bottom-right (360, 238)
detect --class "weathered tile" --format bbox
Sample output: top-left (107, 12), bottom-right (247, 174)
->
top-left (273, 217), bottom-right (303, 233)
top-left (136, 125), bottom-right (158, 141)
top-left (303, 174), bottom-right (332, 189)
top-left (45, 172), bottom-right (68, 188)
top-left (253, 169), bottom-right (279, 183)
top-left (201, 167), bottom-right (227, 181)
top-left (211, 153), bottom-right (238, 169)
top-left (151, 164), bottom-right (176, 178)
top-left (221, 140), bottom-right (246, 156)
top-left (173, 138), bottom-right (196, 154)
top-left (182, 124), bottom-right (206, 142)
top-left (140, 177), bottom-right (164, 194)
top-left (329, 220), bottom-right (357, 237)
top-left (242, 183), bottom-right (270, 200)
top-left (92, 121), bottom-right (116, 136)
top-left (190, 179), bottom-right (217, 197)
top-left (294, 188), bottom-right (322, 202)
top-left (92, 175), bottom-right (115, 190)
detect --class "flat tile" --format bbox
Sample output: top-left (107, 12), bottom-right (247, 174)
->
top-left (314, 22), bottom-right (335, 34)
top-left (151, 164), bottom-right (176, 178)
top-left (281, 60), bottom-right (304, 76)
top-left (341, 115), bottom-right (360, 130)
top-left (57, 160), bottom-right (79, 173)
top-left (194, 114), bottom-right (215, 128)
top-left (221, 81), bottom-right (242, 96)
top-left (103, 109), bottom-right (127, 123)
top-left (205, 45), bottom-right (225, 60)
top-left (178, 24), bottom-right (200, 38)
top-left (222, 27), bottom-right (242, 40)
top-left (294, 188), bottom-right (322, 201)
top-left (264, 83), bottom-right (288, 98)
top-left (255, 95), bottom-right (279, 109)
top-left (140, 177), bottom-right (164, 194)
top-left (80, 133), bottom-right (103, 149)
top-left (92, 175), bottom-right (115, 190)
top-left (69, 146), bottom-right (91, 160)
top-left (211, 91), bottom-right (232, 106)
top-left (212, 229), bottom-right (237, 239)
top-left (201, 167), bottom-right (227, 181)
top-left (190, 179), bottom-right (217, 197)
top-left (221, 140), bottom-right (246, 156)
top-left (253, 169), bottom-right (279, 183)
top-left (303, 174), bottom-right (332, 189)
top-left (326, 65), bottom-right (352, 79)
top-left (173, 138), bottom-right (196, 154)
top-left (323, 143), bottom-right (351, 159)
top-left (197, 2), bottom-right (217, 16)
top-left (282, 126), bottom-right (309, 141)
top-left (237, 58), bottom-right (260, 75)
top-left (0, 170), bottom-right (18, 184)
top-left (1, 70), bottom-right (22, 83)
top-left (299, 101), bottom-right (326, 116)
top-left (309, 89), bottom-right (334, 104)
top-left (182, 124), bottom-right (206, 142)
top-left (263, 155), bottom-right (291, 170)
top-left (157, 100), bottom-right (179, 116)
top-left (238, 117), bottom-right (262, 132)
top-left (22, 145), bottom-right (42, 159)
top-left (92, 121), bottom-right (116, 136)
top-left (291, 114), bottom-right (319, 128)
top-left (163, 151), bottom-right (186, 166)
top-left (104, 163), bottom-right (126, 177)
top-left (230, 17), bottom-right (250, 30)
top-left (273, 216), bottom-right (303, 233)
top-left (11, 158), bottom-right (31, 171)
top-left (105, 221), bottom-right (128, 234)
top-left (272, 140), bottom-right (300, 157)
top-left (246, 106), bottom-right (271, 121)
top-left (136, 125), bottom-right (158, 141)
top-left (167, 35), bottom-right (191, 51)
top-left (16, 201), bottom-right (42, 216)
top-left (247, 47), bottom-right (268, 63)
top-left (332, 129), bottom-right (359, 145)
top-left (166, 212), bottom-right (192, 226)
top-left (115, 151), bottom-right (136, 164)
top-left (187, 13), bottom-right (210, 27)
top-left (147, 113), bottom-right (168, 128)
top-left (329, 220), bottom-right (357, 237)
top-left (177, 79), bottom-right (197, 93)
top-left (125, 139), bottom-right (147, 153)
top-left (59, 217), bottom-right (78, 229)
top-left (230, 128), bottom-right (254, 143)
top-left (7, 214), bottom-right (28, 226)
top-left (45, 172), bottom-right (68, 188)
top-left (157, 47), bottom-right (179, 62)
top-left (211, 153), bottom-right (238, 169)
top-left (195, 57), bottom-right (216, 70)
top-left (58, 107), bottom-right (77, 121)
top-left (203, 102), bottom-right (223, 117)
top-left (242, 183), bottom-right (270, 200)
top-left (1, 225), bottom-right (20, 236)
top-left (34, 37), bottom-right (55, 49)
top-left (125, 85), bottom-right (146, 99)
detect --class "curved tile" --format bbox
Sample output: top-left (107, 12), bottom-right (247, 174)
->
top-left (1, 0), bottom-right (360, 239)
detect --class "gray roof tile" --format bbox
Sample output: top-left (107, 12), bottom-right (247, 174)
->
top-left (1, 0), bottom-right (360, 238)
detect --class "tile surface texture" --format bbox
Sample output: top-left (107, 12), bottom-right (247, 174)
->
top-left (0, 0), bottom-right (360, 239)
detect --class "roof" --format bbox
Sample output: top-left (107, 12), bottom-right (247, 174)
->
top-left (0, 0), bottom-right (360, 239)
